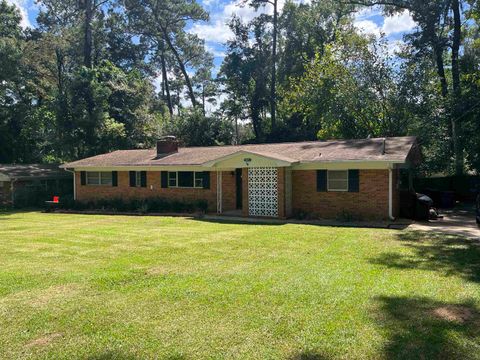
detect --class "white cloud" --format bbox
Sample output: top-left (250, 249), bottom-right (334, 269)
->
top-left (354, 9), bottom-right (416, 37)
top-left (7, 0), bottom-right (32, 28)
top-left (190, 0), bottom-right (290, 44)
top-left (354, 20), bottom-right (381, 37)
top-left (382, 11), bottom-right (416, 35)
top-left (190, 20), bottom-right (233, 43)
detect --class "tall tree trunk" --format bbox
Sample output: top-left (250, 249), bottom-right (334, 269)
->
top-left (83, 0), bottom-right (93, 68)
top-left (433, 42), bottom-right (448, 98)
top-left (160, 52), bottom-right (173, 117)
top-left (160, 27), bottom-right (197, 107)
top-left (270, 0), bottom-right (277, 134)
top-left (451, 0), bottom-right (463, 175)
top-left (202, 84), bottom-right (206, 116)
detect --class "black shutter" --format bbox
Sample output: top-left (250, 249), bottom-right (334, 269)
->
top-left (112, 171), bottom-right (118, 187)
top-left (80, 171), bottom-right (86, 186)
top-left (129, 171), bottom-right (136, 187)
top-left (140, 171), bottom-right (147, 187)
top-left (348, 170), bottom-right (360, 192)
top-left (317, 170), bottom-right (327, 192)
top-left (161, 171), bottom-right (168, 188)
top-left (203, 171), bottom-right (210, 189)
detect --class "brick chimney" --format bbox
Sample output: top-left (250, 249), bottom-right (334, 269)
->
top-left (157, 136), bottom-right (178, 155)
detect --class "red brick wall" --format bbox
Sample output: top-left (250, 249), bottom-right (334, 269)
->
top-left (76, 171), bottom-right (231, 212)
top-left (76, 168), bottom-right (400, 220)
top-left (221, 171), bottom-right (236, 212)
top-left (291, 169), bottom-right (396, 220)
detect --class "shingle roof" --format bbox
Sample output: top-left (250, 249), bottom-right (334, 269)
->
top-left (61, 136), bottom-right (418, 168)
top-left (0, 164), bottom-right (71, 180)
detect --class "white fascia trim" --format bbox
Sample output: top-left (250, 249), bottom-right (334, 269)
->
top-left (72, 166), bottom-right (213, 172)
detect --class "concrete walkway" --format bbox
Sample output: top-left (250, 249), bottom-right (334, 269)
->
top-left (408, 205), bottom-right (480, 239)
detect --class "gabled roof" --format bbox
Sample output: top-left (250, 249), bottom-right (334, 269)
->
top-left (61, 136), bottom-right (418, 168)
top-left (0, 164), bottom-right (71, 180)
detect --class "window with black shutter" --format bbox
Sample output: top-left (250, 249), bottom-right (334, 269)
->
top-left (316, 170), bottom-right (327, 192)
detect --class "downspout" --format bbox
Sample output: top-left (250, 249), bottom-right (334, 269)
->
top-left (388, 167), bottom-right (395, 221)
top-left (65, 169), bottom-right (76, 200)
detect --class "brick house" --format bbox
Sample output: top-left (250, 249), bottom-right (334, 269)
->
top-left (60, 136), bottom-right (420, 220)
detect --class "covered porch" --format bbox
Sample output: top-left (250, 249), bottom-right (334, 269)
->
top-left (207, 151), bottom-right (295, 219)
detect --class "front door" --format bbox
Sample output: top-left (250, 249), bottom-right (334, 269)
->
top-left (248, 167), bottom-right (278, 217)
top-left (235, 168), bottom-right (242, 210)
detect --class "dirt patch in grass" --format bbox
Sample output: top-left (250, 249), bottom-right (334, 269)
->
top-left (29, 284), bottom-right (83, 307)
top-left (432, 305), bottom-right (477, 324)
top-left (26, 333), bottom-right (63, 348)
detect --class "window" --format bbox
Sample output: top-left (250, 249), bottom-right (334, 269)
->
top-left (86, 172), bottom-right (112, 186)
top-left (194, 174), bottom-right (203, 188)
top-left (327, 170), bottom-right (348, 192)
top-left (135, 171), bottom-right (142, 187)
top-left (168, 172), bottom-right (177, 187)
top-left (178, 171), bottom-right (194, 187)
top-left (167, 172), bottom-right (204, 188)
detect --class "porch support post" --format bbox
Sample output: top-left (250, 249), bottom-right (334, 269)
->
top-left (216, 170), bottom-right (222, 214)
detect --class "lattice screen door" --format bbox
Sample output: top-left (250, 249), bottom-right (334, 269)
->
top-left (248, 167), bottom-right (278, 217)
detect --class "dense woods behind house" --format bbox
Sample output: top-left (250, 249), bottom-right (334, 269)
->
top-left (1, 0), bottom-right (480, 176)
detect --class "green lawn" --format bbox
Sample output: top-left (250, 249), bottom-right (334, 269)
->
top-left (0, 212), bottom-right (479, 359)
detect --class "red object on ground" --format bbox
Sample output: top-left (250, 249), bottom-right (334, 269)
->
top-left (53, 196), bottom-right (59, 203)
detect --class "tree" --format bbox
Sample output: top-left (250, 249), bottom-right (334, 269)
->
top-left (123, 0), bottom-right (209, 108)
top-left (280, 35), bottom-right (411, 140)
top-left (348, 0), bottom-right (467, 174)
top-left (220, 16), bottom-right (271, 141)
top-left (244, 0), bottom-right (279, 133)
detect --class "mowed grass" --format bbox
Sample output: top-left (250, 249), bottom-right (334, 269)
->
top-left (0, 212), bottom-right (479, 360)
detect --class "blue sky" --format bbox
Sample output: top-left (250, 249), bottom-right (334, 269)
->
top-left (9, 0), bottom-right (417, 96)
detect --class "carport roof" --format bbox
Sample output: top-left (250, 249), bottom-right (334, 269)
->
top-left (0, 164), bottom-right (71, 180)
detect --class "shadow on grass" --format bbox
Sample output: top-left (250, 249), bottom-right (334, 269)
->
top-left (192, 217), bottom-right (285, 226)
top-left (371, 231), bottom-right (480, 283)
top-left (375, 296), bottom-right (480, 360)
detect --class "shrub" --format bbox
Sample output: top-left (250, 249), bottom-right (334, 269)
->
top-left (60, 197), bottom-right (209, 214)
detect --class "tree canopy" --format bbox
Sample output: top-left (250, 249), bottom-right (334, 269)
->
top-left (1, 0), bottom-right (479, 175)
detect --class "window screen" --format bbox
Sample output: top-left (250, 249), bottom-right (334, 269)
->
top-left (136, 171), bottom-right (142, 187)
top-left (178, 171), bottom-right (194, 188)
top-left (86, 172), bottom-right (112, 186)
top-left (328, 170), bottom-right (348, 191)
top-left (168, 172), bottom-right (177, 187)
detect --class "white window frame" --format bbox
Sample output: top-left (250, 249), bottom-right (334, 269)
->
top-left (167, 171), bottom-right (204, 189)
top-left (86, 171), bottom-right (112, 186)
top-left (327, 170), bottom-right (349, 192)
top-left (168, 171), bottom-right (178, 187)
